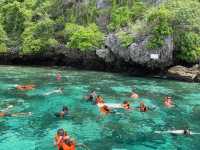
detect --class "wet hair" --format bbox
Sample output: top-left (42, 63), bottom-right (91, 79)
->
top-left (57, 128), bottom-right (65, 136)
top-left (62, 106), bottom-right (68, 112)
top-left (184, 129), bottom-right (190, 135)
top-left (123, 101), bottom-right (129, 104)
top-left (88, 95), bottom-right (93, 101)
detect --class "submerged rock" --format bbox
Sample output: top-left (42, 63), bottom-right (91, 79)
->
top-left (167, 65), bottom-right (200, 82)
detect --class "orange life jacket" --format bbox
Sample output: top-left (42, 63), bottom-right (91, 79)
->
top-left (62, 142), bottom-right (75, 150)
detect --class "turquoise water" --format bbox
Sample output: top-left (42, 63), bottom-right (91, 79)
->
top-left (0, 66), bottom-right (200, 150)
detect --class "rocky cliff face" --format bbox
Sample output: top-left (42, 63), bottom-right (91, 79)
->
top-left (96, 33), bottom-right (174, 69)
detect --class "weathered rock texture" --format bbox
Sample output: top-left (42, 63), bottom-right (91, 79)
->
top-left (167, 65), bottom-right (200, 82)
top-left (96, 34), bottom-right (174, 69)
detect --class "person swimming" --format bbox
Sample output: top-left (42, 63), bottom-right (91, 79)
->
top-left (44, 88), bottom-right (64, 96)
top-left (164, 96), bottom-right (174, 107)
top-left (130, 91), bottom-right (139, 99)
top-left (154, 129), bottom-right (200, 135)
top-left (85, 91), bottom-right (97, 102)
top-left (0, 111), bottom-right (32, 117)
top-left (122, 101), bottom-right (131, 110)
top-left (139, 101), bottom-right (148, 112)
top-left (56, 73), bottom-right (62, 81)
top-left (55, 106), bottom-right (68, 118)
top-left (16, 84), bottom-right (35, 91)
top-left (54, 129), bottom-right (69, 150)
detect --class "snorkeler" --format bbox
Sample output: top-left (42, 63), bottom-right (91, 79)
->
top-left (0, 111), bottom-right (32, 117)
top-left (16, 84), bottom-right (35, 91)
top-left (84, 91), bottom-right (97, 102)
top-left (54, 106), bottom-right (68, 118)
top-left (44, 87), bottom-right (64, 96)
top-left (164, 96), bottom-right (174, 107)
top-left (155, 129), bottom-right (200, 135)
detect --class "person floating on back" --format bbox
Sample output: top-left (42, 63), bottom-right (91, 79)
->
top-left (16, 84), bottom-right (35, 91)
top-left (55, 106), bottom-right (68, 118)
top-left (155, 128), bottom-right (200, 135)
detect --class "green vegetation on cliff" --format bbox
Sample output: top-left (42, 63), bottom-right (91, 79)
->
top-left (146, 0), bottom-right (200, 62)
top-left (0, 0), bottom-right (199, 63)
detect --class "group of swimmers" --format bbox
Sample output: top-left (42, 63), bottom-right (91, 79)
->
top-left (83, 90), bottom-right (197, 136)
top-left (84, 90), bottom-right (174, 115)
top-left (0, 72), bottom-right (198, 150)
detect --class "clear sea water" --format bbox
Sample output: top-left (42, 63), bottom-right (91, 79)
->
top-left (0, 65), bottom-right (200, 150)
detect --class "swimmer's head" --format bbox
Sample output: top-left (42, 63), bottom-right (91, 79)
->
top-left (123, 101), bottom-right (129, 104)
top-left (184, 129), bottom-right (190, 135)
top-left (57, 128), bottom-right (65, 136)
top-left (140, 101), bottom-right (144, 106)
top-left (62, 106), bottom-right (68, 112)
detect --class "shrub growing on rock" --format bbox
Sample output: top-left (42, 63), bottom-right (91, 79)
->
top-left (65, 23), bottom-right (104, 51)
top-left (0, 24), bottom-right (7, 53)
top-left (21, 18), bottom-right (58, 54)
top-left (116, 31), bottom-right (135, 48)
